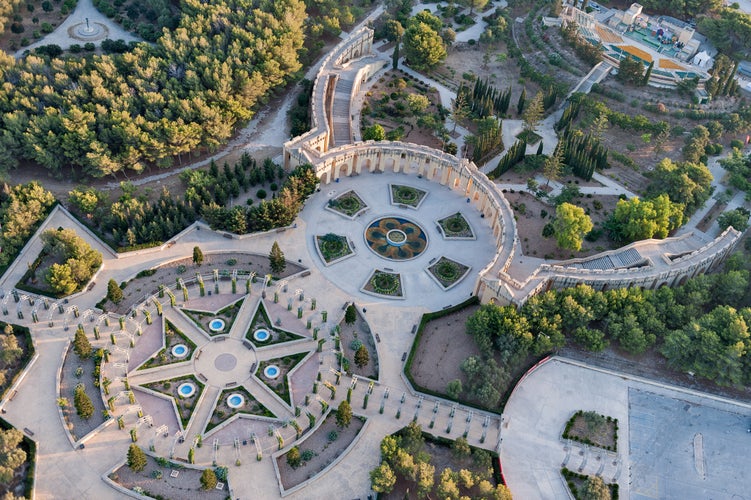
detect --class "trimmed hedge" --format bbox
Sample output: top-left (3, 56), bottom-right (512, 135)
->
top-left (562, 410), bottom-right (618, 452)
top-left (561, 467), bottom-right (619, 500)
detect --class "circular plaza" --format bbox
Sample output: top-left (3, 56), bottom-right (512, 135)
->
top-left (303, 171), bottom-right (498, 308)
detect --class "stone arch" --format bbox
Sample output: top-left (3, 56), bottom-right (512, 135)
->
top-left (677, 275), bottom-right (688, 286)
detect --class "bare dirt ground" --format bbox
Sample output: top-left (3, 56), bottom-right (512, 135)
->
top-left (409, 305), bottom-right (481, 397)
top-left (59, 343), bottom-right (106, 440)
top-left (362, 69), bottom-right (444, 149)
top-left (566, 412), bottom-right (617, 449)
top-left (277, 413), bottom-right (365, 490)
top-left (504, 191), bottom-right (620, 259)
top-left (0, 0), bottom-right (73, 52)
top-left (101, 252), bottom-right (304, 315)
top-left (112, 455), bottom-right (227, 499)
top-left (438, 43), bottom-right (531, 119)
top-left (338, 309), bottom-right (379, 380)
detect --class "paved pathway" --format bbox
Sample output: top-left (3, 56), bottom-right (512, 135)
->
top-left (17, 0), bottom-right (141, 56)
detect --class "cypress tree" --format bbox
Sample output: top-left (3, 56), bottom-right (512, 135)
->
top-left (642, 61), bottom-right (654, 86)
top-left (517, 88), bottom-right (527, 115)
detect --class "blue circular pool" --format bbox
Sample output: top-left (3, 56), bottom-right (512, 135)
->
top-left (177, 382), bottom-right (196, 398)
top-left (227, 393), bottom-right (245, 409)
top-left (171, 344), bottom-right (188, 358)
top-left (264, 365), bottom-right (280, 379)
top-left (253, 328), bottom-right (270, 342)
top-left (209, 318), bottom-right (226, 332)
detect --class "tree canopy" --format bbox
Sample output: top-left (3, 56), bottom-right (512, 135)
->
top-left (646, 157), bottom-right (713, 214)
top-left (335, 400), bottom-right (352, 428)
top-left (463, 269), bottom-right (751, 387)
top-left (607, 194), bottom-right (684, 243)
top-left (127, 444), bottom-right (147, 472)
top-left (402, 20), bottom-right (447, 71)
top-left (0, 428), bottom-right (26, 484)
top-left (553, 202), bottom-right (593, 251)
top-left (41, 228), bottom-right (102, 296)
top-left (0, 0), bottom-right (308, 178)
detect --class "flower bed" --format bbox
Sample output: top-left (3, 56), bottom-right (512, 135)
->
top-left (110, 456), bottom-right (228, 500)
top-left (362, 270), bottom-right (403, 298)
top-left (245, 301), bottom-right (304, 347)
top-left (561, 468), bottom-right (619, 500)
top-left (206, 387), bottom-right (276, 432)
top-left (183, 298), bottom-right (243, 336)
top-left (427, 257), bottom-right (471, 290)
top-left (257, 352), bottom-right (307, 406)
top-left (139, 320), bottom-right (196, 369)
top-left (315, 234), bottom-right (354, 264)
top-left (327, 190), bottom-right (368, 218)
top-left (143, 375), bottom-right (205, 429)
top-left (437, 212), bottom-right (474, 239)
top-left (277, 413), bottom-right (366, 491)
top-left (390, 184), bottom-right (427, 208)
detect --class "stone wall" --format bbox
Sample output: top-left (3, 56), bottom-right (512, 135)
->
top-left (284, 21), bottom-right (742, 307)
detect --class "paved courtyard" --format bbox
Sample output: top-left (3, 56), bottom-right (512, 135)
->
top-left (500, 358), bottom-right (751, 500)
top-left (303, 171), bottom-right (498, 310)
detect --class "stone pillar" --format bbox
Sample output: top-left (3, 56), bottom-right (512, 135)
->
top-left (353, 154), bottom-right (361, 175)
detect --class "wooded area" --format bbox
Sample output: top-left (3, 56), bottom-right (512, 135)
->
top-left (0, 0), bottom-right (350, 178)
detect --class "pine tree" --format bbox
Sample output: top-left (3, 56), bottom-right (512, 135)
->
top-left (336, 400), bottom-right (353, 428)
top-left (354, 345), bottom-right (370, 368)
top-left (107, 278), bottom-right (123, 305)
top-left (193, 246), bottom-right (204, 266)
top-left (543, 143), bottom-right (565, 187)
top-left (269, 241), bottom-right (286, 274)
top-left (522, 92), bottom-right (545, 133)
top-left (200, 468), bottom-right (217, 490)
top-left (344, 304), bottom-right (357, 324)
top-left (74, 384), bottom-right (94, 419)
top-left (73, 329), bottom-right (92, 359)
top-left (127, 444), bottom-right (147, 472)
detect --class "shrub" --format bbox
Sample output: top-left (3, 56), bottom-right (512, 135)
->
top-left (200, 468), bottom-right (217, 490)
top-left (286, 446), bottom-right (301, 468)
top-left (256, 189), bottom-right (267, 199)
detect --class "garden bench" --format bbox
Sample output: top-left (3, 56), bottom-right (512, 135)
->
top-left (23, 427), bottom-right (34, 436)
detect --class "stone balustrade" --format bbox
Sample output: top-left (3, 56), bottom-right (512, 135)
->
top-left (284, 22), bottom-right (742, 307)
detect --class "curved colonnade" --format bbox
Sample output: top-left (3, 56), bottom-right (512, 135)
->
top-left (284, 27), bottom-right (742, 306)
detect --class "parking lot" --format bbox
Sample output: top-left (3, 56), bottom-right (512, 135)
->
top-left (501, 358), bottom-right (751, 500)
top-left (629, 388), bottom-right (751, 500)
